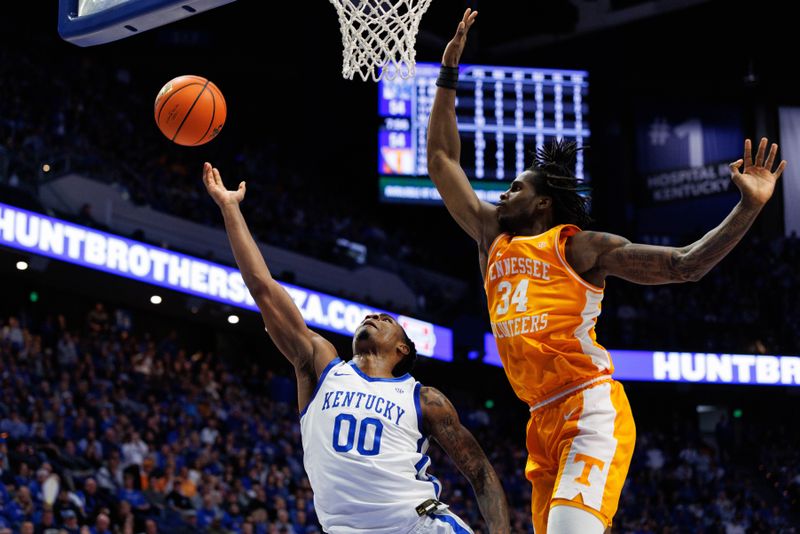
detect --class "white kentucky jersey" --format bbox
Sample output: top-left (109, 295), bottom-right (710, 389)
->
top-left (300, 358), bottom-right (442, 534)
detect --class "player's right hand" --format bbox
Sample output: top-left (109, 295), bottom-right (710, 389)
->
top-left (729, 138), bottom-right (787, 208)
top-left (203, 162), bottom-right (246, 207)
top-left (442, 8), bottom-right (478, 68)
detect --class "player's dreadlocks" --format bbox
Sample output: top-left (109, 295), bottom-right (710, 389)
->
top-left (527, 139), bottom-right (592, 228)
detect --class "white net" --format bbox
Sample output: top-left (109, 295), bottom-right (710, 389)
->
top-left (328, 0), bottom-right (433, 82)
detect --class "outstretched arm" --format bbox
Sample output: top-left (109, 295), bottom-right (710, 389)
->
top-left (426, 9), bottom-right (499, 245)
top-left (420, 387), bottom-right (510, 534)
top-left (202, 163), bottom-right (336, 409)
top-left (566, 138), bottom-right (787, 285)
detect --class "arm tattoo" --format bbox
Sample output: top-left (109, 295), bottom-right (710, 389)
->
top-left (678, 201), bottom-right (760, 279)
top-left (613, 246), bottom-right (684, 283)
top-left (420, 388), bottom-right (445, 407)
top-left (600, 201), bottom-right (762, 284)
top-left (421, 388), bottom-right (510, 533)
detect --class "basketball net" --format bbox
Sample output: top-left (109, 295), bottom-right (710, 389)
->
top-left (328, 0), bottom-right (433, 82)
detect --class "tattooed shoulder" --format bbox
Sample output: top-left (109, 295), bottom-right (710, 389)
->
top-left (419, 387), bottom-right (446, 408)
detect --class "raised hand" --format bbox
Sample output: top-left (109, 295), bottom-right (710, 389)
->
top-left (203, 162), bottom-right (246, 208)
top-left (730, 138), bottom-right (787, 207)
top-left (442, 8), bottom-right (478, 68)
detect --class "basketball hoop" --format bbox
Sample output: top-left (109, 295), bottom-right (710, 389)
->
top-left (328, 0), bottom-right (433, 82)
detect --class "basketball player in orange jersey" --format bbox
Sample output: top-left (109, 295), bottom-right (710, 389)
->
top-left (427, 9), bottom-right (787, 534)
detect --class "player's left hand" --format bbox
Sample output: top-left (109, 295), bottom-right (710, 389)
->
top-left (730, 138), bottom-right (787, 207)
top-left (203, 162), bottom-right (246, 207)
top-left (442, 8), bottom-right (478, 68)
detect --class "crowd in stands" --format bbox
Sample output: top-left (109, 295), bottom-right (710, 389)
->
top-left (1, 298), bottom-right (798, 533)
top-left (4, 45), bottom-right (800, 355)
top-left (0, 47), bottom-right (464, 321)
top-left (3, 9), bottom-right (800, 534)
top-left (0, 46), bottom-right (452, 281)
top-left (0, 301), bottom-right (321, 534)
top-left (616, 428), bottom-right (797, 533)
top-left (602, 233), bottom-right (800, 355)
top-left (755, 424), bottom-right (800, 531)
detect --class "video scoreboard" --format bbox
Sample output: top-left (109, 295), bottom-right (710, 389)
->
top-left (378, 62), bottom-right (590, 204)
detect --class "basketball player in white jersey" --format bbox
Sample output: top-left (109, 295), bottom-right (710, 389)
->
top-left (203, 163), bottom-right (510, 534)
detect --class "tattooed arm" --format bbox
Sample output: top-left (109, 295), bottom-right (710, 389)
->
top-left (420, 387), bottom-right (510, 534)
top-left (566, 138), bottom-right (787, 286)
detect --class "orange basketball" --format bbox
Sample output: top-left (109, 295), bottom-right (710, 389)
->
top-left (154, 75), bottom-right (226, 146)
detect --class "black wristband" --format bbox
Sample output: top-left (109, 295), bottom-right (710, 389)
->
top-left (436, 65), bottom-right (459, 90)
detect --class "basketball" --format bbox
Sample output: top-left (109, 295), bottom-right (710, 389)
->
top-left (5, 4), bottom-right (800, 534)
top-left (154, 75), bottom-right (226, 146)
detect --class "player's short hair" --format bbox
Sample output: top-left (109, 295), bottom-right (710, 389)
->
top-left (526, 139), bottom-right (592, 228)
top-left (392, 331), bottom-right (417, 377)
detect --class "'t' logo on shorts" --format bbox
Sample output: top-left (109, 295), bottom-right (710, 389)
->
top-left (573, 453), bottom-right (605, 487)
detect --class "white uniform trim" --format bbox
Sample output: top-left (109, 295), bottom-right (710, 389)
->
top-left (547, 503), bottom-right (605, 534)
top-left (552, 382), bottom-right (618, 511)
top-left (573, 289), bottom-right (611, 371)
top-left (528, 375), bottom-right (611, 412)
top-left (409, 509), bottom-right (475, 533)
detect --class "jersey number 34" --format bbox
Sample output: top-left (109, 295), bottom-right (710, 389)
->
top-left (495, 279), bottom-right (529, 315)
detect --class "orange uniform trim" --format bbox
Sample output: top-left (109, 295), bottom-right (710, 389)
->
top-left (553, 226), bottom-right (604, 293)
top-left (529, 375), bottom-right (611, 412)
top-left (485, 231), bottom-right (508, 267)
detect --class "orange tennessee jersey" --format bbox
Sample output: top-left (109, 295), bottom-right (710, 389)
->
top-left (484, 224), bottom-right (613, 406)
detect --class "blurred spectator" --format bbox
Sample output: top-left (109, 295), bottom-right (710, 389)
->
top-left (90, 512), bottom-right (112, 534)
top-left (87, 303), bottom-right (109, 335)
top-left (77, 203), bottom-right (97, 228)
top-left (0, 295), bottom-right (797, 533)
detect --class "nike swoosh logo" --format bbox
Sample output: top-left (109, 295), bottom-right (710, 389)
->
top-left (563, 407), bottom-right (578, 421)
top-left (333, 371), bottom-right (350, 376)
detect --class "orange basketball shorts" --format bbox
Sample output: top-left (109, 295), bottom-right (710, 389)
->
top-left (525, 378), bottom-right (635, 533)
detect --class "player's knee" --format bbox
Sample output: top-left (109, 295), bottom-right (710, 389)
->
top-left (546, 504), bottom-right (605, 534)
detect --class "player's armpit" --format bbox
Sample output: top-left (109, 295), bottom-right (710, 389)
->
top-left (249, 275), bottom-right (336, 376)
top-left (421, 388), bottom-right (491, 494)
top-left (426, 155), bottom-right (499, 243)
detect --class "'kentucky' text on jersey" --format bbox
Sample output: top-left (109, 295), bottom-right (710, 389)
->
top-left (300, 359), bottom-right (443, 534)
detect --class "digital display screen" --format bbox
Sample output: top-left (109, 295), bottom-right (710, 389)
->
top-left (0, 202), bottom-right (453, 361)
top-left (483, 334), bottom-right (800, 386)
top-left (378, 62), bottom-right (590, 204)
top-left (59, 0), bottom-right (236, 47)
top-left (78, 0), bottom-right (133, 17)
